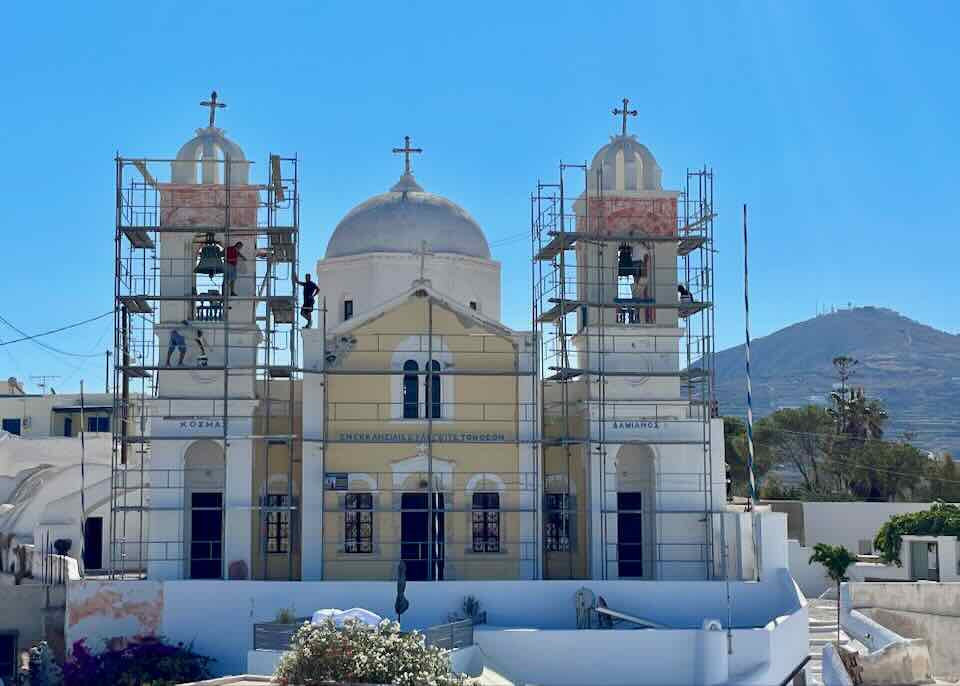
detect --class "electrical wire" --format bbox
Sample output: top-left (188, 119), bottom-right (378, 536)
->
top-left (0, 311), bottom-right (112, 356)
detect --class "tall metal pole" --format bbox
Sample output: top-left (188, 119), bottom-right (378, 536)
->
top-left (426, 297), bottom-right (435, 579)
top-left (80, 380), bottom-right (87, 578)
top-left (743, 204), bottom-right (757, 508)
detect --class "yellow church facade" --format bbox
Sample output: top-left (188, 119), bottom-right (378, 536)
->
top-left (303, 285), bottom-right (538, 581)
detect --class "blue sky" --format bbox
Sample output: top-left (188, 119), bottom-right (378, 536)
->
top-left (1, 1), bottom-right (957, 393)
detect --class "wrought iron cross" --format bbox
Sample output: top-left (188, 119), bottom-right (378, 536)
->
top-left (415, 240), bottom-right (434, 280)
top-left (392, 135), bottom-right (423, 175)
top-left (200, 91), bottom-right (227, 127)
top-left (612, 97), bottom-right (638, 137)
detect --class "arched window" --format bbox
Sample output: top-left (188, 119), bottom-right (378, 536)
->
top-left (402, 360), bottom-right (419, 419)
top-left (424, 360), bottom-right (441, 419)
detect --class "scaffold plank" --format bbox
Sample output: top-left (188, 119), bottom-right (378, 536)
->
top-left (119, 295), bottom-right (153, 314)
top-left (121, 228), bottom-right (155, 249)
top-left (545, 297), bottom-right (711, 319)
top-left (268, 297), bottom-right (295, 323)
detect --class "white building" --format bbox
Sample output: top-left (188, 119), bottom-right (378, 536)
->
top-left (0, 383), bottom-right (146, 575)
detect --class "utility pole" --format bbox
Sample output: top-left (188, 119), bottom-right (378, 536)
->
top-left (105, 350), bottom-right (111, 393)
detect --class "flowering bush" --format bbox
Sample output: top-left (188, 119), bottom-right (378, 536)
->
top-left (64, 637), bottom-right (213, 686)
top-left (275, 618), bottom-right (463, 686)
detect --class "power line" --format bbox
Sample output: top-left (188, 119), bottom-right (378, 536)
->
top-left (757, 445), bottom-right (960, 486)
top-left (0, 311), bottom-right (112, 356)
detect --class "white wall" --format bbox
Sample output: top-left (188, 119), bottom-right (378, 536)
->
top-left (68, 570), bottom-right (803, 677)
top-left (801, 502), bottom-right (937, 552)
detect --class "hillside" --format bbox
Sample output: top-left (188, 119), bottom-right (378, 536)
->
top-left (713, 307), bottom-right (960, 456)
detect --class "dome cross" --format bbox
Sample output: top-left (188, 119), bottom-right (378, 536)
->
top-left (612, 97), bottom-right (638, 137)
top-left (392, 135), bottom-right (423, 176)
top-left (200, 91), bottom-right (227, 128)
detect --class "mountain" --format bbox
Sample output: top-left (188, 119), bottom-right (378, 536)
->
top-left (712, 307), bottom-right (960, 456)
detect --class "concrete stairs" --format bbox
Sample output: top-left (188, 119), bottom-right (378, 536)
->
top-left (806, 599), bottom-right (851, 685)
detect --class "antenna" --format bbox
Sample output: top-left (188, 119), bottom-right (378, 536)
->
top-left (30, 375), bottom-right (62, 394)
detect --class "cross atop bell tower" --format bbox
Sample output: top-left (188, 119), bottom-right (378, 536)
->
top-left (392, 135), bottom-right (423, 176)
top-left (612, 97), bottom-right (638, 137)
top-left (200, 90), bottom-right (227, 128)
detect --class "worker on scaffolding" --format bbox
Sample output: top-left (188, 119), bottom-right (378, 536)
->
top-left (165, 326), bottom-right (188, 366)
top-left (223, 241), bottom-right (247, 297)
top-left (165, 321), bottom-right (207, 367)
top-left (293, 273), bottom-right (319, 328)
top-left (185, 320), bottom-right (209, 367)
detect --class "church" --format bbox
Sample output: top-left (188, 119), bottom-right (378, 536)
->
top-left (114, 94), bottom-right (725, 584)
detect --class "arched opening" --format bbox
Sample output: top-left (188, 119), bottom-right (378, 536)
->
top-left (183, 440), bottom-right (225, 579)
top-left (615, 444), bottom-right (656, 578)
top-left (402, 360), bottom-right (419, 419)
top-left (424, 360), bottom-right (441, 419)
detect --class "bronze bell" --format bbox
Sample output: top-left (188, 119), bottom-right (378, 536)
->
top-left (194, 236), bottom-right (224, 277)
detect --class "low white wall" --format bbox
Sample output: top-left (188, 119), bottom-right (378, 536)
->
top-left (801, 502), bottom-right (937, 552)
top-left (68, 571), bottom-right (803, 677)
top-left (787, 540), bottom-right (831, 597)
top-left (846, 581), bottom-right (960, 680)
top-left (247, 649), bottom-right (283, 677)
top-left (475, 627), bottom-right (704, 686)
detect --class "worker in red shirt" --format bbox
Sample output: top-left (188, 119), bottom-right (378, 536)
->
top-left (224, 241), bottom-right (246, 296)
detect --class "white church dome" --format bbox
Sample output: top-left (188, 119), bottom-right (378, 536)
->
top-left (588, 134), bottom-right (662, 192)
top-left (325, 173), bottom-right (491, 259)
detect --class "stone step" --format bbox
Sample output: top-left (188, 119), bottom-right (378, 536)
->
top-left (811, 635), bottom-right (849, 644)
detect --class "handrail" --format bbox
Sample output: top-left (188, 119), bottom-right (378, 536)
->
top-left (777, 655), bottom-right (810, 686)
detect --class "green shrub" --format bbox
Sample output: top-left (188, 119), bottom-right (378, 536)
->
top-left (275, 618), bottom-right (462, 686)
top-left (874, 502), bottom-right (960, 565)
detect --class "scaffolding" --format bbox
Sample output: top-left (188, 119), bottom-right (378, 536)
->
top-left (110, 148), bottom-right (301, 580)
top-left (532, 162), bottom-right (721, 580)
top-left (311, 290), bottom-right (541, 581)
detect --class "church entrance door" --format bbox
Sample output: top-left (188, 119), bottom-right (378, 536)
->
top-left (189, 492), bottom-right (223, 579)
top-left (401, 493), bottom-right (444, 580)
top-left (617, 492), bottom-right (644, 578)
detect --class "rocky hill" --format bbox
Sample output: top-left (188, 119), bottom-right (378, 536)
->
top-left (713, 307), bottom-right (960, 456)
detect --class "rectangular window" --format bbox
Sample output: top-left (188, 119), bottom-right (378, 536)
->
top-left (87, 416), bottom-right (110, 433)
top-left (472, 492), bottom-right (500, 553)
top-left (1, 418), bottom-right (21, 436)
top-left (264, 494), bottom-right (290, 554)
top-left (345, 492), bottom-right (373, 553)
top-left (343, 300), bottom-right (354, 321)
top-left (544, 493), bottom-right (572, 552)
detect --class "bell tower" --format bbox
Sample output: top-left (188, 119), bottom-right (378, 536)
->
top-left (155, 97), bottom-right (260, 399)
top-left (571, 111), bottom-right (686, 400)
top-left (533, 101), bottom-right (719, 581)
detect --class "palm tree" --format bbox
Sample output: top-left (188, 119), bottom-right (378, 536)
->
top-left (809, 543), bottom-right (857, 641)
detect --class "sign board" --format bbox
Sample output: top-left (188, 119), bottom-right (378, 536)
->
top-left (336, 431), bottom-right (506, 443)
top-left (324, 472), bottom-right (348, 491)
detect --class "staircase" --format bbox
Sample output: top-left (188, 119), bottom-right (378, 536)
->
top-left (806, 598), bottom-right (851, 685)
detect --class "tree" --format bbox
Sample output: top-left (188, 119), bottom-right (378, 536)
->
top-left (926, 453), bottom-right (960, 502)
top-left (722, 416), bottom-right (773, 497)
top-left (831, 440), bottom-right (928, 501)
top-left (763, 406), bottom-right (836, 495)
top-left (809, 543), bottom-right (857, 641)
